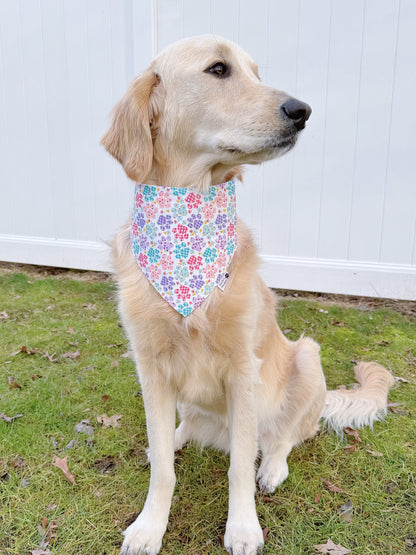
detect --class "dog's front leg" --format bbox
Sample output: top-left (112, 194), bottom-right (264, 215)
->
top-left (121, 375), bottom-right (176, 555)
top-left (224, 375), bottom-right (264, 555)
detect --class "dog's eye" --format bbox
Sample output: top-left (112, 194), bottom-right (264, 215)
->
top-left (205, 62), bottom-right (230, 78)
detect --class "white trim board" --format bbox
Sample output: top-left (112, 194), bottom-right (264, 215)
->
top-left (0, 234), bottom-right (415, 300)
top-left (0, 235), bottom-right (111, 273)
top-left (261, 255), bottom-right (416, 301)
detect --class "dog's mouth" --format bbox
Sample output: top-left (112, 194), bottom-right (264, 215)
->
top-left (220, 133), bottom-right (298, 157)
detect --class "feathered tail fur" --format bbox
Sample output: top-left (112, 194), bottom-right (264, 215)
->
top-left (321, 362), bottom-right (395, 433)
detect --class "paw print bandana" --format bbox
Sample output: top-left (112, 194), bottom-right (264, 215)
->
top-left (130, 180), bottom-right (237, 317)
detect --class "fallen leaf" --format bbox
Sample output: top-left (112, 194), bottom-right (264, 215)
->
top-left (314, 492), bottom-right (322, 504)
top-left (30, 550), bottom-right (51, 555)
top-left (331, 320), bottom-right (345, 327)
top-left (366, 449), bottom-right (383, 457)
top-left (314, 538), bottom-right (351, 554)
top-left (61, 350), bottom-right (80, 360)
top-left (53, 455), bottom-right (76, 485)
top-left (376, 340), bottom-right (390, 346)
top-left (388, 402), bottom-right (408, 415)
top-left (11, 456), bottom-right (26, 469)
top-left (97, 414), bottom-right (122, 429)
top-left (283, 328), bottom-right (292, 335)
top-left (262, 527), bottom-right (269, 541)
top-left (121, 350), bottom-right (134, 359)
top-left (43, 351), bottom-right (58, 362)
top-left (30, 374), bottom-right (43, 380)
top-left (0, 412), bottom-right (23, 423)
top-left (343, 444), bottom-right (358, 454)
top-left (322, 479), bottom-right (347, 494)
top-left (0, 310), bottom-right (9, 319)
top-left (338, 499), bottom-right (353, 523)
top-left (46, 503), bottom-right (58, 512)
top-left (74, 419), bottom-right (94, 436)
top-left (343, 427), bottom-right (362, 443)
top-left (93, 455), bottom-right (118, 474)
top-left (67, 327), bottom-right (76, 335)
top-left (106, 343), bottom-right (123, 348)
top-left (64, 439), bottom-right (77, 450)
top-left (83, 303), bottom-right (96, 310)
top-left (394, 376), bottom-right (409, 383)
top-left (101, 395), bottom-right (110, 402)
top-left (111, 360), bottom-right (119, 368)
top-left (8, 376), bottom-right (22, 389)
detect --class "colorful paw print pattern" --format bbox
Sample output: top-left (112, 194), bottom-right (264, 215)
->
top-left (131, 181), bottom-right (237, 317)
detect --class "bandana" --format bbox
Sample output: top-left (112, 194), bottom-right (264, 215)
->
top-left (130, 180), bottom-right (237, 316)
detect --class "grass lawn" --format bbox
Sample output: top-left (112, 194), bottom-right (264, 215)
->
top-left (0, 266), bottom-right (415, 554)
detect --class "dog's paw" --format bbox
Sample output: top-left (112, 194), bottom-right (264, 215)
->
top-left (224, 519), bottom-right (264, 555)
top-left (256, 459), bottom-right (289, 493)
top-left (120, 515), bottom-right (164, 555)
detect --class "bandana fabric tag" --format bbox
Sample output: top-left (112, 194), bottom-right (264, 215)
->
top-left (130, 180), bottom-right (237, 317)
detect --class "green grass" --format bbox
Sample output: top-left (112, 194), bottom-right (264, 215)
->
top-left (0, 270), bottom-right (415, 554)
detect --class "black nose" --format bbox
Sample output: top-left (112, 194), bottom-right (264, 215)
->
top-left (281, 98), bottom-right (312, 130)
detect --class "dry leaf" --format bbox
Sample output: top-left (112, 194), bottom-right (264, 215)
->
top-left (111, 360), bottom-right (119, 368)
top-left (314, 538), bottom-right (351, 554)
top-left (343, 444), bottom-right (358, 454)
top-left (314, 492), bottom-right (322, 504)
top-left (366, 449), bottom-right (383, 457)
top-left (83, 303), bottom-right (96, 310)
top-left (97, 414), bottom-right (122, 429)
top-left (30, 550), bottom-right (51, 555)
top-left (101, 395), bottom-right (110, 402)
top-left (395, 376), bottom-right (409, 383)
top-left (262, 527), bottom-right (269, 541)
top-left (388, 402), bottom-right (408, 415)
top-left (74, 419), bottom-right (94, 436)
top-left (61, 350), bottom-right (80, 360)
top-left (53, 455), bottom-right (76, 485)
top-left (43, 351), bottom-right (58, 362)
top-left (343, 427), bottom-right (362, 443)
top-left (338, 500), bottom-right (353, 523)
top-left (0, 310), bottom-right (9, 319)
top-left (331, 320), bottom-right (345, 327)
top-left (8, 376), bottom-right (21, 389)
top-left (322, 479), bottom-right (347, 494)
top-left (0, 412), bottom-right (23, 423)
top-left (67, 327), bottom-right (76, 335)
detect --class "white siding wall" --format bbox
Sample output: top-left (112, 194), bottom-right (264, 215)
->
top-left (0, 0), bottom-right (415, 299)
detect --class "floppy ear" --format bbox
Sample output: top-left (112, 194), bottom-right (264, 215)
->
top-left (101, 70), bottom-right (159, 182)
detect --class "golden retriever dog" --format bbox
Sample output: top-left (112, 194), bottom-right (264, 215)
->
top-left (101, 35), bottom-right (394, 555)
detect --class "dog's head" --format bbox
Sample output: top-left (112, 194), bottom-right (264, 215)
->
top-left (101, 35), bottom-right (311, 188)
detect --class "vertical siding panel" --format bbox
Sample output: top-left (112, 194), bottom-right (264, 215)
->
top-left (317, 1), bottom-right (365, 260)
top-left (262, 0), bottom-right (300, 257)
top-left (182, 0), bottom-right (211, 37)
top-left (233, 0), bottom-right (269, 245)
top-left (379, 0), bottom-right (416, 265)
top-left (347, 0), bottom-right (400, 262)
top-left (155, 0), bottom-right (183, 52)
top-left (40, 0), bottom-right (74, 240)
top-left (209, 0), bottom-right (240, 41)
top-left (63, 0), bottom-right (96, 241)
top-left (288, 0), bottom-right (331, 258)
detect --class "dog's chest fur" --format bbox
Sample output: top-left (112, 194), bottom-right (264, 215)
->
top-left (114, 219), bottom-right (266, 411)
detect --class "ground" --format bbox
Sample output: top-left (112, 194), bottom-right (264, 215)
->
top-left (0, 263), bottom-right (415, 554)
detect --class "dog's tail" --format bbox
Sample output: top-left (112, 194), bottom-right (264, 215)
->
top-left (321, 362), bottom-right (394, 433)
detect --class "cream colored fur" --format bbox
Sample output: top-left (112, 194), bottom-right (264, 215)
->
top-left (102, 35), bottom-right (394, 555)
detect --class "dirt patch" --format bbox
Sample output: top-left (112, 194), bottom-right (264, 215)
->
top-left (274, 289), bottom-right (416, 319)
top-left (0, 262), bottom-right (112, 283)
top-left (1, 262), bottom-right (414, 318)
